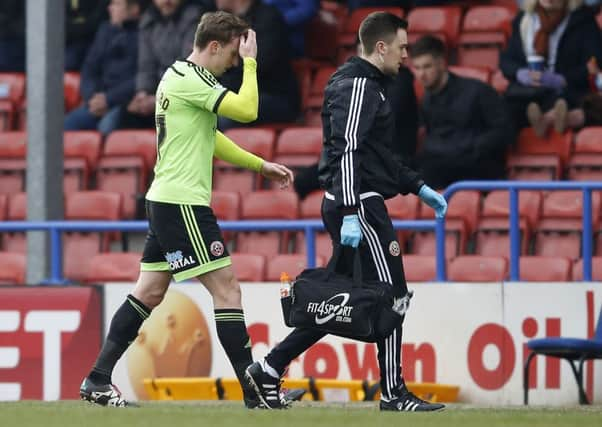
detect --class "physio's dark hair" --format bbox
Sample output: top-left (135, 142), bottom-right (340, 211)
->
top-left (194, 11), bottom-right (250, 50)
top-left (359, 12), bottom-right (408, 55)
top-left (410, 35), bottom-right (446, 59)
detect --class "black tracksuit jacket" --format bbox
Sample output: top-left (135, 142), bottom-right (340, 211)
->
top-left (318, 56), bottom-right (424, 212)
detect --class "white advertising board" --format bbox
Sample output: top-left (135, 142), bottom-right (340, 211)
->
top-left (103, 282), bottom-right (602, 405)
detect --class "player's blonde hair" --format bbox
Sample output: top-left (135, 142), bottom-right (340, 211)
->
top-left (194, 11), bottom-right (250, 50)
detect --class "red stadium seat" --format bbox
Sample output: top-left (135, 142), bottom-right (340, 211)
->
top-left (0, 131), bottom-right (26, 193)
top-left (2, 193), bottom-right (26, 254)
top-left (457, 6), bottom-right (513, 69)
top-left (514, 127), bottom-right (573, 166)
top-left (339, 7), bottom-right (404, 47)
top-left (448, 255), bottom-right (508, 282)
top-left (0, 193), bottom-right (7, 220)
top-left (300, 190), bottom-right (325, 219)
top-left (567, 128), bottom-right (602, 180)
top-left (97, 130), bottom-right (156, 218)
top-left (211, 191), bottom-right (240, 220)
top-left (507, 153), bottom-right (562, 181)
top-left (449, 65), bottom-right (491, 83)
top-left (63, 191), bottom-right (122, 282)
top-left (274, 127), bottom-right (323, 168)
top-left (215, 128), bottom-right (276, 196)
top-left (385, 194), bottom-right (420, 220)
top-left (482, 190), bottom-right (543, 229)
top-left (474, 217), bottom-right (530, 257)
top-left (230, 253), bottom-right (266, 282)
top-left (64, 72), bottom-right (82, 112)
top-left (63, 131), bottom-right (102, 193)
top-left (294, 232), bottom-right (333, 261)
top-left (237, 191), bottom-right (299, 257)
top-left (573, 257), bottom-right (602, 281)
top-left (0, 73), bottom-right (26, 130)
top-left (519, 256), bottom-right (572, 282)
top-left (534, 191), bottom-right (602, 260)
top-left (83, 252), bottom-right (141, 284)
top-left (407, 7), bottom-right (463, 48)
top-left (403, 255), bottom-right (440, 282)
top-left (266, 254), bottom-right (326, 281)
top-left (0, 252), bottom-right (26, 285)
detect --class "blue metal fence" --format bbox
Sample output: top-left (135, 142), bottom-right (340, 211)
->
top-left (439, 181), bottom-right (602, 282)
top-left (1, 181), bottom-right (599, 284)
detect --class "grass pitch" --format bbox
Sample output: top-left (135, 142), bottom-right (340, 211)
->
top-left (1, 401), bottom-right (601, 427)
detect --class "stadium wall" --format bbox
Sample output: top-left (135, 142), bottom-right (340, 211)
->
top-left (1, 283), bottom-right (600, 405)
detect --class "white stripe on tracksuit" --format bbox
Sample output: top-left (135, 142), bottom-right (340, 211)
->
top-left (341, 77), bottom-right (366, 207)
top-left (357, 202), bottom-right (397, 400)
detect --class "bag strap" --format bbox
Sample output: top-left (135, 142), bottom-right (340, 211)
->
top-left (327, 244), bottom-right (364, 287)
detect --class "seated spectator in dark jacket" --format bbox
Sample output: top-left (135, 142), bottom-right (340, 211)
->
top-left (216, 0), bottom-right (300, 130)
top-left (413, 36), bottom-right (512, 190)
top-left (263, 0), bottom-right (319, 57)
top-left (124, 0), bottom-right (204, 128)
top-left (500, 0), bottom-right (602, 133)
top-left (66, 0), bottom-right (110, 71)
top-left (0, 0), bottom-right (25, 72)
top-left (64, 0), bottom-right (141, 136)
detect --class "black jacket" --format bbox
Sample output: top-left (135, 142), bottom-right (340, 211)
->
top-left (219, 0), bottom-right (300, 109)
top-left (420, 72), bottom-right (511, 162)
top-left (500, 6), bottom-right (602, 104)
top-left (80, 20), bottom-right (138, 107)
top-left (318, 57), bottom-right (424, 211)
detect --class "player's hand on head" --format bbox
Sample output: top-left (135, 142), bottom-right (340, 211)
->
top-left (239, 29), bottom-right (257, 59)
top-left (261, 161), bottom-right (294, 189)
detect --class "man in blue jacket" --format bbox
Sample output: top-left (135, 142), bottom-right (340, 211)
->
top-left (64, 0), bottom-right (141, 136)
top-left (262, 0), bottom-right (319, 57)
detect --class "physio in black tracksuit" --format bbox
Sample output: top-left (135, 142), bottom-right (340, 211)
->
top-left (248, 12), bottom-right (447, 412)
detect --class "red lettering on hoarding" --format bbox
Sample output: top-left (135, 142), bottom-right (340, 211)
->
top-left (303, 343), bottom-right (339, 378)
top-left (402, 343), bottom-right (436, 382)
top-left (522, 317), bottom-right (538, 389)
top-left (248, 323), bottom-right (269, 347)
top-left (468, 323), bottom-right (515, 390)
top-left (0, 287), bottom-right (101, 400)
top-left (545, 318), bottom-right (561, 389)
top-left (343, 343), bottom-right (378, 380)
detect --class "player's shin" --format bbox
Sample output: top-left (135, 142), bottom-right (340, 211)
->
top-left (214, 309), bottom-right (255, 401)
top-left (88, 294), bottom-right (151, 385)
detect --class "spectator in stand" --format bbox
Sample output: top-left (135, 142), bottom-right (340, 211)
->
top-left (215, 0), bottom-right (300, 130)
top-left (0, 0), bottom-right (25, 72)
top-left (66, 0), bottom-right (110, 71)
top-left (263, 0), bottom-right (319, 57)
top-left (412, 36), bottom-right (512, 189)
top-left (500, 0), bottom-right (602, 135)
top-left (64, 0), bottom-right (141, 136)
top-left (123, 0), bottom-right (205, 128)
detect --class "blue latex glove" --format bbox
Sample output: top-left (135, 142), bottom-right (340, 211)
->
top-left (418, 185), bottom-right (448, 219)
top-left (341, 214), bottom-right (362, 248)
top-left (540, 71), bottom-right (566, 90)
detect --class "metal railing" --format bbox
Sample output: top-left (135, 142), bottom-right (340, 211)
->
top-left (0, 219), bottom-right (437, 284)
top-left (439, 181), bottom-right (602, 282)
top-left (1, 181), bottom-right (599, 284)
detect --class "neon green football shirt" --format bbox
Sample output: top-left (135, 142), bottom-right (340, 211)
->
top-left (146, 60), bottom-right (228, 206)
